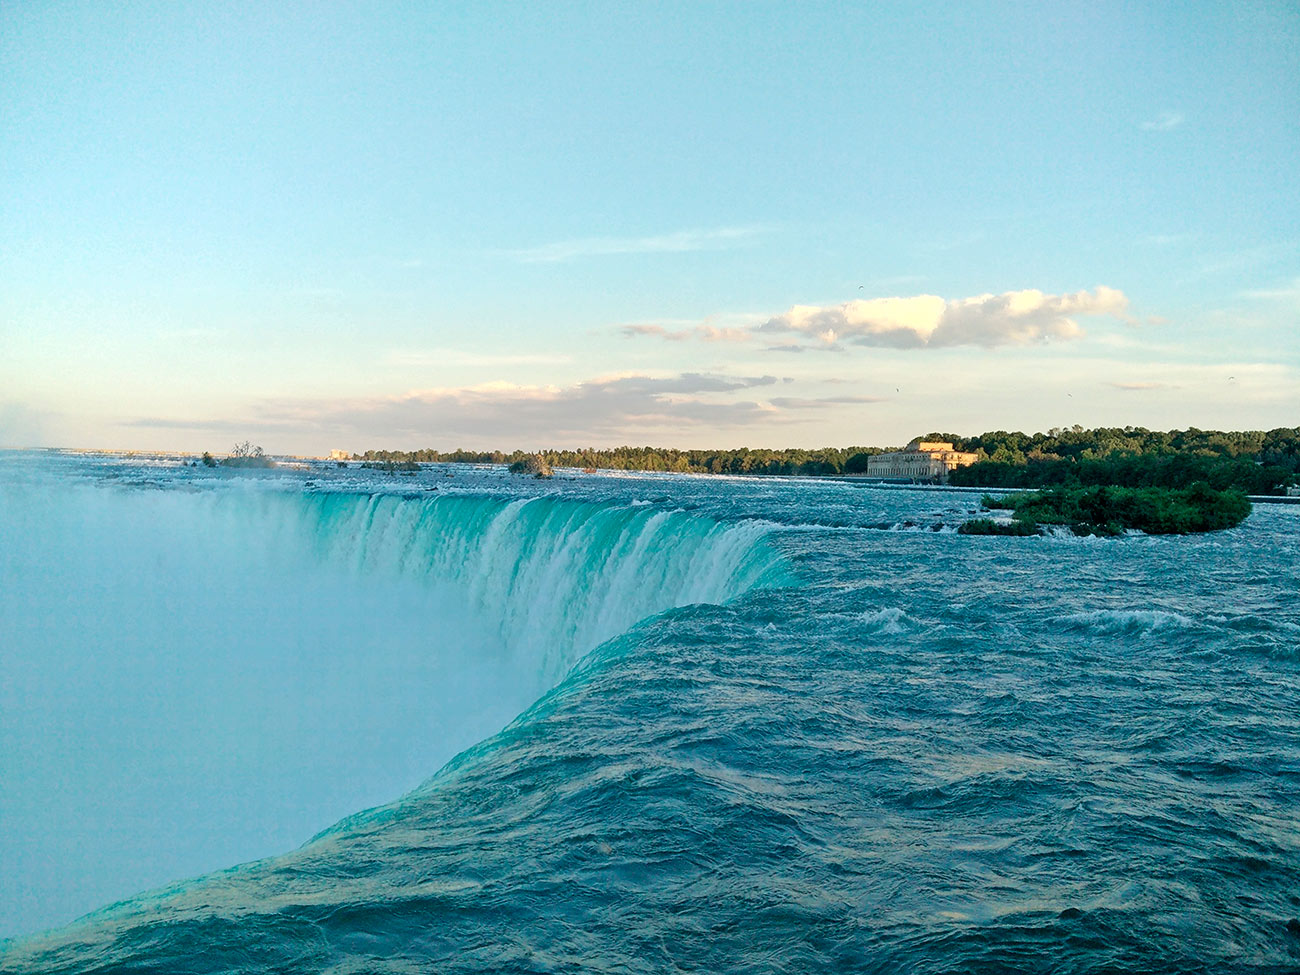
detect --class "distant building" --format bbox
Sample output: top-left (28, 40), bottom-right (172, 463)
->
top-left (866, 439), bottom-right (978, 483)
top-left (329, 449), bottom-right (350, 461)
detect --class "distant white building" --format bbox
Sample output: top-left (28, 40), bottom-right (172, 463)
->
top-left (329, 449), bottom-right (350, 461)
top-left (866, 439), bottom-right (978, 483)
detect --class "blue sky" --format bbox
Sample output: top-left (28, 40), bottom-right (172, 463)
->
top-left (2, 1), bottom-right (1296, 453)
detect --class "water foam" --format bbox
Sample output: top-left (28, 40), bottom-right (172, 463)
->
top-left (1057, 608), bottom-right (1201, 635)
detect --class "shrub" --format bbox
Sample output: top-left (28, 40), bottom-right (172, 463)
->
top-left (509, 454), bottom-right (553, 478)
top-left (361, 459), bottom-right (420, 473)
top-left (221, 442), bottom-right (276, 469)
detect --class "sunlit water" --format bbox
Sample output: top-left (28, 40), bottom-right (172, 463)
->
top-left (2, 453), bottom-right (1298, 973)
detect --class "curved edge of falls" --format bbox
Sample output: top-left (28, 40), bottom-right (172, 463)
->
top-left (295, 490), bottom-right (794, 677)
top-left (0, 480), bottom-right (795, 951)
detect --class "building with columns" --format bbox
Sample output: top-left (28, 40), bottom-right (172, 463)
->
top-left (866, 439), bottom-right (978, 483)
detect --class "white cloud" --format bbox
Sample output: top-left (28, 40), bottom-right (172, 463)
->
top-left (760, 286), bottom-right (1131, 349)
top-left (509, 226), bottom-right (763, 263)
top-left (1141, 111), bottom-right (1184, 131)
top-left (620, 287), bottom-right (1132, 352)
top-left (763, 295), bottom-right (947, 348)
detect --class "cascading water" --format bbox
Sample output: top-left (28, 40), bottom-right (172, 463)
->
top-left (294, 491), bottom-right (785, 683)
top-left (0, 469), bottom-right (788, 940)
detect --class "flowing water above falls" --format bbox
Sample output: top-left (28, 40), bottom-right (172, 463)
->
top-left (2, 454), bottom-right (1299, 973)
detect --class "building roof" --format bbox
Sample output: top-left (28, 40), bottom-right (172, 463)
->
top-left (905, 439), bottom-right (955, 452)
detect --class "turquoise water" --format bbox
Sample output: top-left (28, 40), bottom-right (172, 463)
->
top-left (2, 454), bottom-right (1298, 972)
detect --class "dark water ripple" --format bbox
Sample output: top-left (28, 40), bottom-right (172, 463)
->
top-left (3, 463), bottom-right (1299, 973)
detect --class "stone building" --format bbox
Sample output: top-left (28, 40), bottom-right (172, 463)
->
top-left (866, 439), bottom-right (978, 483)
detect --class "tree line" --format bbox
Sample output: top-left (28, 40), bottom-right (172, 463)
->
top-left (354, 444), bottom-right (884, 476)
top-left (354, 425), bottom-right (1300, 493)
top-left (944, 425), bottom-right (1299, 495)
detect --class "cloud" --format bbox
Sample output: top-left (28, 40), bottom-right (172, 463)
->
top-left (621, 288), bottom-right (1132, 352)
top-left (762, 342), bottom-right (848, 355)
top-left (117, 416), bottom-right (308, 438)
top-left (760, 286), bottom-right (1130, 349)
top-left (621, 323), bottom-right (754, 343)
top-left (621, 324), bottom-right (693, 342)
top-left (211, 372), bottom-right (793, 445)
top-left (510, 226), bottom-right (762, 263)
top-left (1141, 112), bottom-right (1184, 131)
top-left (1241, 277), bottom-right (1300, 303)
top-left (1191, 243), bottom-right (1289, 279)
top-left (690, 325), bottom-right (755, 343)
top-left (1108, 381), bottom-right (1170, 391)
top-left (768, 395), bottom-right (886, 410)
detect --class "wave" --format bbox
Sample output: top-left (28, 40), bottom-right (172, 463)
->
top-left (1056, 608), bottom-right (1202, 636)
top-left (857, 607), bottom-right (913, 633)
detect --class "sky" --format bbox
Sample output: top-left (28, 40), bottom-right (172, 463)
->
top-left (2, 0), bottom-right (1297, 454)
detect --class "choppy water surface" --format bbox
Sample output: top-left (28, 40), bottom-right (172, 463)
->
top-left (2, 453), bottom-right (1298, 973)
